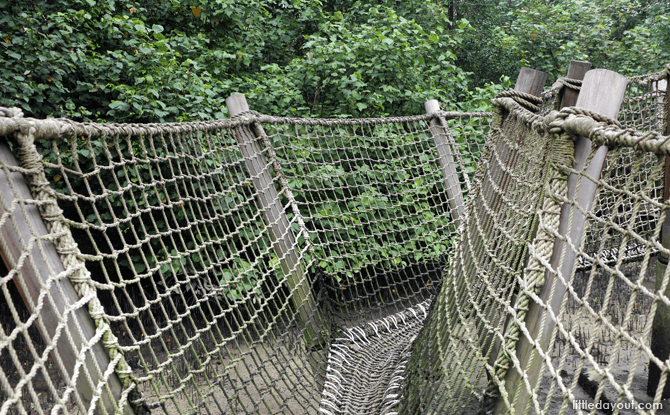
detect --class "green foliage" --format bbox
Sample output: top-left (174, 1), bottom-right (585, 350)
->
top-left (272, 124), bottom-right (464, 280)
top-left (284, 4), bottom-right (470, 117)
top-left (0, 0), bottom-right (232, 121)
top-left (1, 0), bottom-right (474, 120)
top-left (457, 0), bottom-right (670, 85)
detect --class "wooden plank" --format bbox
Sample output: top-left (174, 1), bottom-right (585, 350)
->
top-left (425, 100), bottom-right (465, 228)
top-left (0, 140), bottom-right (133, 415)
top-left (225, 94), bottom-right (323, 349)
top-left (494, 69), bottom-right (627, 415)
top-left (514, 67), bottom-right (548, 97)
top-left (648, 77), bottom-right (670, 399)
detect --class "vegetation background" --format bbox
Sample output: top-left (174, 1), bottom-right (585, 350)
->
top-left (3, 0), bottom-right (670, 122)
top-left (2, 0), bottom-right (670, 299)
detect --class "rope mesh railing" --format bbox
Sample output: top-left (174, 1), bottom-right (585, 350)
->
top-left (582, 71), bottom-right (668, 270)
top-left (263, 113), bottom-right (490, 324)
top-left (401, 69), bottom-right (670, 415)
top-left (402, 95), bottom-right (564, 414)
top-left (0, 106), bottom-right (489, 414)
top-left (0, 65), bottom-right (669, 415)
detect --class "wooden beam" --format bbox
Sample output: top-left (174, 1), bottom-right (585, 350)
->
top-left (560, 61), bottom-right (592, 108)
top-left (476, 67), bottom-right (547, 316)
top-left (474, 67), bottom-right (547, 276)
top-left (425, 100), bottom-right (465, 229)
top-left (225, 94), bottom-right (323, 349)
top-left (494, 69), bottom-right (627, 415)
top-left (648, 77), bottom-right (670, 399)
top-left (514, 67), bottom-right (548, 98)
top-left (0, 140), bottom-right (134, 415)
top-left (485, 61), bottom-right (592, 375)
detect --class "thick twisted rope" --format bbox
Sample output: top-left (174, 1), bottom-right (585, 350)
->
top-left (496, 90), bottom-right (544, 113)
top-left (0, 110), bottom-right (492, 141)
top-left (541, 77), bottom-right (584, 114)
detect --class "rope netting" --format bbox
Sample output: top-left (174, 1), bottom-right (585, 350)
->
top-left (580, 72), bottom-right (668, 269)
top-left (401, 69), bottom-right (670, 414)
top-left (402, 94), bottom-right (569, 414)
top-left (0, 65), bottom-right (669, 415)
top-left (262, 112), bottom-right (489, 415)
top-left (0, 107), bottom-right (488, 414)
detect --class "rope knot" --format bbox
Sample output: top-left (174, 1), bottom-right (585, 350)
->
top-left (0, 107), bottom-right (24, 119)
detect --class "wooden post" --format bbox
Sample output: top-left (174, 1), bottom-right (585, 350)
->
top-left (475, 67), bottom-right (547, 266)
top-left (475, 66), bottom-right (546, 351)
top-left (648, 77), bottom-right (670, 399)
top-left (0, 140), bottom-right (134, 415)
top-left (561, 61), bottom-right (592, 108)
top-left (515, 67), bottom-right (548, 97)
top-left (483, 67), bottom-right (547, 214)
top-left (485, 61), bottom-right (591, 372)
top-left (494, 69), bottom-right (627, 415)
top-left (425, 100), bottom-right (465, 229)
top-left (225, 94), bottom-right (323, 350)
top-left (421, 69), bottom-right (547, 415)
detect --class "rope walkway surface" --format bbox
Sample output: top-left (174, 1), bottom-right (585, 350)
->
top-left (0, 66), bottom-right (669, 415)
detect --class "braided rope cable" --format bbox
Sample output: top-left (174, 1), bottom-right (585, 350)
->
top-left (0, 110), bottom-right (493, 142)
top-left (626, 63), bottom-right (670, 84)
top-left (498, 97), bottom-right (670, 156)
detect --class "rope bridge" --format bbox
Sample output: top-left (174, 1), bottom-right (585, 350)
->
top-left (0, 63), bottom-right (669, 415)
